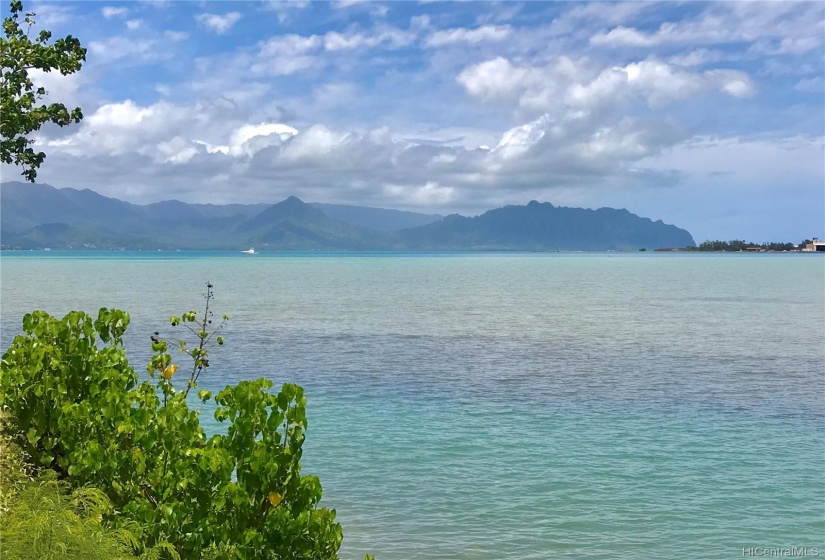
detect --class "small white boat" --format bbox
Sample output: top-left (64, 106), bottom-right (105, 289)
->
top-left (241, 248), bottom-right (256, 254)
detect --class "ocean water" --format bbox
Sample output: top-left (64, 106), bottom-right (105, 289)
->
top-left (1, 252), bottom-right (823, 559)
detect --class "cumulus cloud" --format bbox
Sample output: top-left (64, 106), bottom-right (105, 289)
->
top-left (28, 68), bottom-right (85, 110)
top-left (44, 100), bottom-right (186, 160)
top-left (26, 93), bottom-right (694, 212)
top-left (457, 56), bottom-right (755, 119)
top-left (455, 56), bottom-right (537, 102)
top-left (196, 12), bottom-right (242, 34)
top-left (197, 123), bottom-right (299, 157)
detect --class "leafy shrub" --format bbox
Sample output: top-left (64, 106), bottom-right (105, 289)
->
top-left (0, 419), bottom-right (140, 560)
top-left (1, 471), bottom-right (139, 560)
top-left (1, 295), bottom-right (343, 559)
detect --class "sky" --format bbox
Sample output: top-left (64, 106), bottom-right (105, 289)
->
top-left (3, 0), bottom-right (824, 242)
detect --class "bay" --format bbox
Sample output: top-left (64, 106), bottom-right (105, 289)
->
top-left (1, 251), bottom-right (823, 559)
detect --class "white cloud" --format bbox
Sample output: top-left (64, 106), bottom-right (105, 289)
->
top-left (620, 61), bottom-right (755, 103)
top-left (563, 2), bottom-right (648, 25)
top-left (126, 19), bottom-right (142, 30)
top-left (196, 12), bottom-right (242, 34)
top-left (29, 92), bottom-right (693, 211)
top-left (250, 26), bottom-right (415, 75)
top-left (156, 137), bottom-right (199, 164)
top-left (770, 36), bottom-right (822, 55)
top-left (640, 135), bottom-right (825, 187)
top-left (26, 3), bottom-right (75, 29)
top-left (590, 1), bottom-right (824, 56)
top-left (262, 0), bottom-right (310, 23)
top-left (491, 116), bottom-right (548, 161)
top-left (372, 4), bottom-right (389, 18)
top-left (458, 56), bottom-right (755, 118)
top-left (42, 99), bottom-right (299, 165)
top-left (201, 123), bottom-right (299, 157)
top-left (410, 14), bottom-right (431, 29)
top-left (280, 125), bottom-right (348, 162)
top-left (87, 101), bottom-right (159, 129)
top-left (88, 30), bottom-right (188, 64)
top-left (251, 34), bottom-right (320, 75)
top-left (384, 181), bottom-right (456, 205)
top-left (667, 49), bottom-right (726, 68)
top-left (101, 6), bottom-right (129, 19)
top-left (712, 71), bottom-right (753, 98)
top-left (795, 76), bottom-right (825, 93)
top-left (46, 100), bottom-right (170, 157)
top-left (455, 57), bottom-right (533, 102)
top-left (425, 25), bottom-right (511, 47)
top-left (164, 30), bottom-right (189, 42)
top-left (28, 68), bottom-right (84, 110)
top-left (334, 0), bottom-right (368, 7)
top-left (322, 29), bottom-right (413, 51)
top-left (591, 25), bottom-right (655, 47)
top-left (139, 0), bottom-right (171, 8)
top-left (329, 0), bottom-right (389, 17)
top-left (313, 82), bottom-right (358, 109)
top-left (89, 37), bottom-right (155, 63)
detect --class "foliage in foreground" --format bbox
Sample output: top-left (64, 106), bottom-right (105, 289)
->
top-left (1, 0), bottom-right (86, 182)
top-left (0, 425), bottom-right (141, 560)
top-left (0, 296), bottom-right (343, 559)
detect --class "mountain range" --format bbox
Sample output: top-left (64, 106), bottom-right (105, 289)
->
top-left (0, 182), bottom-right (695, 251)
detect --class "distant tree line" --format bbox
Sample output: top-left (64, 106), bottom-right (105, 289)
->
top-left (683, 240), bottom-right (811, 252)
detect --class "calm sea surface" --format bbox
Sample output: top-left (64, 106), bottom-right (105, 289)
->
top-left (1, 252), bottom-right (823, 559)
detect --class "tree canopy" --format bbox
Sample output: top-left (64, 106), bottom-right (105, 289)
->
top-left (0, 0), bottom-right (86, 181)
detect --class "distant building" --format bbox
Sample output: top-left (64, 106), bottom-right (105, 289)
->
top-left (802, 238), bottom-right (825, 252)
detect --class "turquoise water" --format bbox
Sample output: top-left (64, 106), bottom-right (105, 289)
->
top-left (1, 252), bottom-right (823, 559)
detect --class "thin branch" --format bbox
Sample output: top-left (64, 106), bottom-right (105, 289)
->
top-left (180, 323), bottom-right (200, 338)
top-left (202, 319), bottom-right (227, 347)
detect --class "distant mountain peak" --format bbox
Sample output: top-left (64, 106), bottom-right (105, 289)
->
top-left (278, 195), bottom-right (306, 206)
top-left (272, 195), bottom-right (314, 213)
top-left (237, 195), bottom-right (325, 232)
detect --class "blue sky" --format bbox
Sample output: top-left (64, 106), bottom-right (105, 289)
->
top-left (5, 0), bottom-right (824, 242)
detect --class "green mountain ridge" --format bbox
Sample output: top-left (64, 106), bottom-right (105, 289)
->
top-left (0, 182), bottom-right (695, 250)
top-left (401, 201), bottom-right (695, 251)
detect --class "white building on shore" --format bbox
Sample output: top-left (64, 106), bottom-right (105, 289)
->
top-left (802, 238), bottom-right (825, 252)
